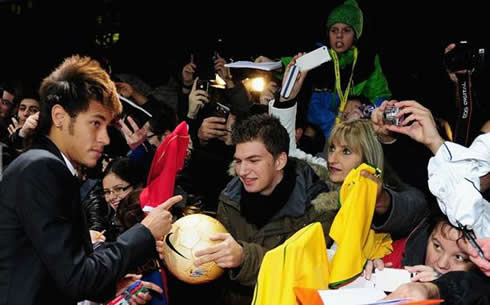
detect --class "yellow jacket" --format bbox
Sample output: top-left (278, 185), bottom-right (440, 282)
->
top-left (252, 222), bottom-right (329, 305)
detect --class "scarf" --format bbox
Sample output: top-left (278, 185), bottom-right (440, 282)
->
top-left (240, 160), bottom-right (297, 228)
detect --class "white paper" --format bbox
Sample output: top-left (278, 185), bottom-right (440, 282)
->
top-left (339, 276), bottom-right (375, 289)
top-left (338, 268), bottom-right (411, 293)
top-left (224, 61), bottom-right (282, 71)
top-left (372, 268), bottom-right (412, 293)
top-left (318, 288), bottom-right (386, 305)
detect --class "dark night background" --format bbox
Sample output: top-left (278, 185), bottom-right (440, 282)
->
top-left (1, 0), bottom-right (489, 122)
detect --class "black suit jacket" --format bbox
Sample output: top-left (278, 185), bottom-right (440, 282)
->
top-left (0, 136), bottom-right (156, 305)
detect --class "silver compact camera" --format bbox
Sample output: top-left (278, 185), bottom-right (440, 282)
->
top-left (383, 106), bottom-right (404, 126)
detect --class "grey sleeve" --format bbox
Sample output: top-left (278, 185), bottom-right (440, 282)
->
top-left (372, 184), bottom-right (429, 238)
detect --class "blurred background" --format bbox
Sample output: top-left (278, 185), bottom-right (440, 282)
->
top-left (0, 0), bottom-right (488, 120)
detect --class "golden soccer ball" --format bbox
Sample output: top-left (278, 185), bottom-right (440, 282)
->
top-left (161, 213), bottom-right (228, 284)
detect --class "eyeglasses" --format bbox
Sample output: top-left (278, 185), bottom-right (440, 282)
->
top-left (103, 184), bottom-right (132, 197)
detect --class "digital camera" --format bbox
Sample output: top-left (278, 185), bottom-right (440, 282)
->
top-left (383, 106), bottom-right (404, 126)
top-left (444, 41), bottom-right (486, 72)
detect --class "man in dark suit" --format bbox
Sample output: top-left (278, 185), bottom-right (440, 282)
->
top-left (0, 55), bottom-right (181, 305)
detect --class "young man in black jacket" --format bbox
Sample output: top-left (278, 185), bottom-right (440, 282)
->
top-left (0, 55), bottom-right (181, 305)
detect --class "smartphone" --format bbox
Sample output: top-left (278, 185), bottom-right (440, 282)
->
top-left (295, 46), bottom-right (331, 71)
top-left (213, 102), bottom-right (230, 120)
top-left (196, 80), bottom-right (210, 93)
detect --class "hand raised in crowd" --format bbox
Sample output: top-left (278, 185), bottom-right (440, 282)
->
top-left (384, 100), bottom-right (445, 154)
top-left (383, 282), bottom-right (440, 301)
top-left (198, 116), bottom-right (227, 145)
top-left (214, 55), bottom-right (233, 87)
top-left (182, 55), bottom-right (197, 89)
top-left (255, 55), bottom-right (284, 74)
top-left (18, 112), bottom-right (39, 138)
top-left (254, 55), bottom-right (273, 63)
top-left (119, 116), bottom-right (148, 150)
top-left (370, 100), bottom-right (397, 143)
top-left (116, 274), bottom-right (163, 305)
top-left (465, 238), bottom-right (490, 276)
top-left (259, 81), bottom-right (279, 105)
top-left (360, 170), bottom-right (391, 216)
top-left (218, 113), bottom-right (235, 146)
top-left (279, 53), bottom-right (309, 102)
top-left (187, 78), bottom-right (209, 119)
top-left (141, 195), bottom-right (182, 240)
top-left (405, 265), bottom-right (441, 282)
top-left (193, 233), bottom-right (244, 268)
top-left (7, 116), bottom-right (20, 136)
top-left (445, 43), bottom-right (469, 83)
top-left (363, 258), bottom-right (388, 280)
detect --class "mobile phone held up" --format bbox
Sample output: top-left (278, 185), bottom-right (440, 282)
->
top-left (196, 80), bottom-right (210, 93)
top-left (213, 102), bottom-right (230, 120)
top-left (281, 46), bottom-right (331, 99)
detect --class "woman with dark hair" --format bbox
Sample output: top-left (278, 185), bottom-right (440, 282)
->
top-left (84, 156), bottom-right (144, 242)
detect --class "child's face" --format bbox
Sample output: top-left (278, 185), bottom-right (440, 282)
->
top-left (329, 23), bottom-right (355, 54)
top-left (342, 99), bottom-right (362, 122)
top-left (425, 223), bottom-right (474, 274)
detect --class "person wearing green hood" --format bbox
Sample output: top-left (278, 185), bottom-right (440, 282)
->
top-left (281, 0), bottom-right (392, 142)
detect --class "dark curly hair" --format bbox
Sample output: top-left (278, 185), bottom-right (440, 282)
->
top-left (116, 188), bottom-right (145, 229)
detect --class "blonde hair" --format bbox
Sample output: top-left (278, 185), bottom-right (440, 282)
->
top-left (327, 119), bottom-right (384, 176)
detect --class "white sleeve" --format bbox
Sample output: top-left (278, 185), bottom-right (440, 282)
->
top-left (428, 137), bottom-right (490, 238)
top-left (268, 99), bottom-right (297, 153)
top-left (269, 100), bottom-right (327, 169)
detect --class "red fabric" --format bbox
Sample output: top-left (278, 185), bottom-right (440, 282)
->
top-left (382, 237), bottom-right (408, 269)
top-left (140, 121), bottom-right (189, 210)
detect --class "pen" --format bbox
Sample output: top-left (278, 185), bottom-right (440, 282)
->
top-left (401, 299), bottom-right (444, 305)
top-left (456, 220), bottom-right (489, 261)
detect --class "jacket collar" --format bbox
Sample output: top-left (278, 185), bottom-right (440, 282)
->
top-left (220, 158), bottom-right (329, 219)
top-left (31, 136), bottom-right (73, 171)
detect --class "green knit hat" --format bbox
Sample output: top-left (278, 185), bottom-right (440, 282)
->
top-left (327, 0), bottom-right (363, 39)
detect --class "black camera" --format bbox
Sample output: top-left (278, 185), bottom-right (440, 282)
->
top-left (444, 41), bottom-right (486, 72)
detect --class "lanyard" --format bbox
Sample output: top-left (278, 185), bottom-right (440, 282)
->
top-left (331, 47), bottom-right (358, 124)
